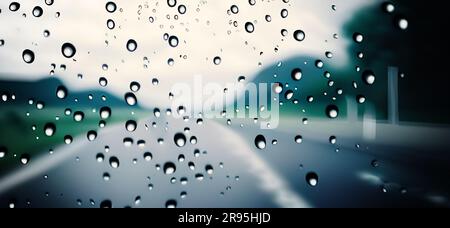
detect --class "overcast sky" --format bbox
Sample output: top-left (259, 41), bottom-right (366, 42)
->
top-left (0, 0), bottom-right (378, 107)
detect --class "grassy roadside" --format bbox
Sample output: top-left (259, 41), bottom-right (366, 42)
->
top-left (0, 106), bottom-right (148, 175)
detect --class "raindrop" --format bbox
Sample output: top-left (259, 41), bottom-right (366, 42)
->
top-left (382, 2), bottom-right (395, 13)
top-left (109, 157), bottom-right (120, 169)
top-left (126, 39), bottom-right (138, 52)
top-left (353, 33), bottom-right (364, 43)
top-left (165, 199), bottom-right (177, 208)
top-left (126, 120), bottom-right (137, 132)
top-left (124, 93), bottom-right (137, 106)
top-left (178, 5), bottom-right (186, 14)
top-left (230, 5), bottom-right (239, 14)
top-left (20, 154), bottom-right (30, 165)
top-left (362, 70), bottom-right (376, 85)
top-left (73, 111), bottom-right (84, 122)
top-left (100, 107), bottom-right (111, 119)
top-left (32, 6), bottom-right (43, 17)
top-left (43, 30), bottom-right (50, 37)
top-left (174, 133), bottom-right (186, 147)
top-left (164, 162), bottom-right (176, 175)
top-left (106, 2), bottom-right (117, 13)
top-left (144, 152), bottom-right (153, 161)
top-left (22, 49), bottom-right (35, 64)
top-left (293, 30), bottom-right (305, 42)
top-left (61, 43), bottom-right (76, 58)
top-left (205, 165), bottom-right (214, 175)
top-left (397, 18), bottom-right (408, 30)
top-left (168, 36), bottom-right (179, 48)
top-left (100, 200), bottom-right (112, 208)
top-left (44, 123), bottom-right (56, 137)
top-left (64, 135), bottom-right (73, 144)
top-left (295, 135), bottom-right (303, 144)
top-left (329, 136), bottom-right (337, 145)
top-left (0, 147), bottom-right (7, 159)
top-left (130, 82), bottom-right (141, 92)
top-left (291, 68), bottom-right (302, 81)
top-left (326, 105), bottom-right (339, 119)
top-left (107, 19), bottom-right (115, 29)
top-left (9, 2), bottom-right (20, 12)
top-left (306, 172), bottom-right (319, 187)
top-left (245, 22), bottom-right (255, 33)
top-left (45, 0), bottom-right (54, 6)
top-left (56, 86), bottom-right (68, 99)
top-left (87, 131), bottom-right (97, 141)
top-left (213, 56), bottom-right (222, 65)
top-left (255, 135), bottom-right (267, 150)
top-left (99, 77), bottom-right (108, 87)
top-left (167, 0), bottom-right (177, 7)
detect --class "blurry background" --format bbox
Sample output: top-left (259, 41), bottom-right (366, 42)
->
top-left (0, 0), bottom-right (450, 208)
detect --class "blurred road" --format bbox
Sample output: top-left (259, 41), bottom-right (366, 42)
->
top-left (1, 115), bottom-right (450, 208)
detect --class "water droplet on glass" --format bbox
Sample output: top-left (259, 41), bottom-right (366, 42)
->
top-left (130, 82), bottom-right (141, 92)
top-left (32, 6), bottom-right (43, 17)
top-left (56, 86), bottom-right (67, 99)
top-left (165, 199), bottom-right (177, 208)
top-left (245, 22), bottom-right (255, 33)
top-left (164, 162), bottom-right (176, 175)
top-left (174, 133), bottom-right (186, 147)
top-left (326, 105), bottom-right (339, 119)
top-left (306, 172), bottom-right (319, 187)
top-left (168, 36), bottom-right (179, 48)
top-left (22, 49), bottom-right (35, 64)
top-left (126, 39), bottom-right (138, 52)
top-left (126, 120), bottom-right (137, 132)
top-left (109, 157), bottom-right (120, 169)
top-left (61, 43), bottom-right (76, 58)
top-left (362, 70), bottom-right (376, 85)
top-left (105, 2), bottom-right (117, 13)
top-left (9, 2), bottom-right (20, 12)
top-left (44, 123), bottom-right (56, 137)
top-left (20, 154), bottom-right (30, 165)
top-left (255, 135), bottom-right (267, 150)
top-left (124, 93), bottom-right (137, 106)
top-left (293, 30), bottom-right (305, 42)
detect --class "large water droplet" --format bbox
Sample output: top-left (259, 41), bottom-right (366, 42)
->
top-left (168, 36), bottom-right (179, 48)
top-left (32, 6), bottom-right (43, 17)
top-left (126, 120), bottom-right (137, 132)
top-left (126, 39), bottom-right (138, 52)
top-left (9, 2), bottom-right (20, 12)
top-left (56, 86), bottom-right (68, 99)
top-left (87, 130), bottom-right (97, 141)
top-left (100, 200), bottom-right (112, 208)
top-left (291, 68), bottom-right (302, 81)
top-left (174, 133), bottom-right (186, 147)
top-left (44, 123), bottom-right (56, 137)
top-left (306, 172), bottom-right (319, 187)
top-left (0, 147), bottom-right (7, 159)
top-left (165, 199), bottom-right (177, 208)
top-left (22, 49), bottom-right (35, 64)
top-left (362, 70), bottom-right (376, 85)
top-left (164, 162), bottom-right (176, 175)
top-left (293, 30), bottom-right (305, 42)
top-left (109, 157), bottom-right (120, 168)
top-left (326, 105), bottom-right (339, 119)
top-left (124, 93), bottom-right (137, 106)
top-left (255, 135), bottom-right (267, 150)
top-left (100, 107), bottom-right (112, 119)
top-left (105, 2), bottom-right (117, 13)
top-left (245, 22), bottom-right (255, 33)
top-left (20, 154), bottom-right (30, 165)
top-left (61, 43), bottom-right (76, 58)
